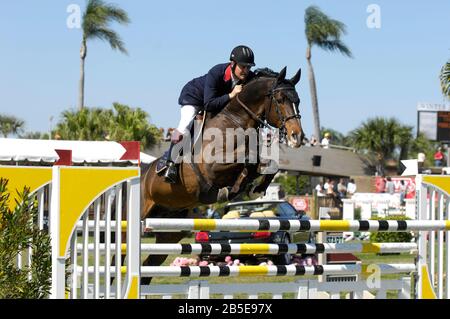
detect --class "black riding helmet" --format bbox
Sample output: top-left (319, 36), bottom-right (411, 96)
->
top-left (230, 45), bottom-right (255, 67)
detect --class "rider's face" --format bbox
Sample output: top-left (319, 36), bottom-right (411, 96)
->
top-left (233, 63), bottom-right (251, 80)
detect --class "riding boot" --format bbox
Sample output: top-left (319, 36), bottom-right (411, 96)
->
top-left (163, 141), bottom-right (179, 184)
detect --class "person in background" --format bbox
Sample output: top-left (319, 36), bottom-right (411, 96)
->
top-left (321, 132), bottom-right (331, 149)
top-left (315, 182), bottom-right (325, 197)
top-left (337, 178), bottom-right (347, 199)
top-left (326, 180), bottom-right (336, 196)
top-left (347, 178), bottom-right (357, 196)
top-left (378, 175), bottom-right (386, 193)
top-left (434, 147), bottom-right (445, 167)
top-left (324, 178), bottom-right (331, 192)
top-left (418, 152), bottom-right (426, 169)
top-left (399, 180), bottom-right (407, 207)
top-left (385, 176), bottom-right (395, 195)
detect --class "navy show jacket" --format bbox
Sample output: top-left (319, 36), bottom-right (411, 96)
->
top-left (178, 63), bottom-right (254, 113)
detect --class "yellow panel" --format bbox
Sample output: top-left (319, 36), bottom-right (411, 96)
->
top-left (238, 266), bottom-right (269, 276)
top-left (319, 220), bottom-right (350, 231)
top-left (0, 166), bottom-right (52, 210)
top-left (420, 265), bottom-right (437, 299)
top-left (126, 276), bottom-right (139, 299)
top-left (239, 244), bottom-right (270, 254)
top-left (59, 167), bottom-right (139, 257)
top-left (423, 176), bottom-right (450, 196)
top-left (193, 219), bottom-right (216, 231)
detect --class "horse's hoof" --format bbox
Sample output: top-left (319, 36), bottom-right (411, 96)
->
top-left (217, 187), bottom-right (229, 203)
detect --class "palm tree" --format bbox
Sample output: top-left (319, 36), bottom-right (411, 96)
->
top-left (55, 104), bottom-right (161, 149)
top-left (78, 0), bottom-right (130, 110)
top-left (440, 60), bottom-right (450, 100)
top-left (349, 117), bottom-right (412, 175)
top-left (0, 115), bottom-right (24, 137)
top-left (304, 6), bottom-right (352, 140)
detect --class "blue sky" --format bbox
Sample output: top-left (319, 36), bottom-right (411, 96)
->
top-left (1, 1), bottom-right (449, 137)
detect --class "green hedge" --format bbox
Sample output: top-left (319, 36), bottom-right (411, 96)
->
top-left (369, 215), bottom-right (413, 243)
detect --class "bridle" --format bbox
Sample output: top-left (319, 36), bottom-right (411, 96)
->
top-left (235, 82), bottom-right (301, 137)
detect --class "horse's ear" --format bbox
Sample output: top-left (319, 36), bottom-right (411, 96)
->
top-left (277, 67), bottom-right (287, 82)
top-left (290, 68), bottom-right (301, 85)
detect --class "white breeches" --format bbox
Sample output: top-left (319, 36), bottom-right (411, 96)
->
top-left (177, 105), bottom-right (200, 134)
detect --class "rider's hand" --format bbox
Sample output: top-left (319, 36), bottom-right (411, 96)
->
top-left (229, 85), bottom-right (243, 99)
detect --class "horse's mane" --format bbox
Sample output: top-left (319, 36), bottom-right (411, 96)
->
top-left (253, 67), bottom-right (279, 79)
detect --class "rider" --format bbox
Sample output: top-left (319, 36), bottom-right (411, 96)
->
top-left (162, 45), bottom-right (256, 183)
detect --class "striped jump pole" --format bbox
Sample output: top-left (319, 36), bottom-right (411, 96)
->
top-left (76, 242), bottom-right (417, 255)
top-left (139, 264), bottom-right (417, 278)
top-left (145, 218), bottom-right (450, 233)
top-left (78, 264), bottom-right (416, 277)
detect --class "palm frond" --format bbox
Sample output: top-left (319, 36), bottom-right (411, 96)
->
top-left (440, 60), bottom-right (450, 99)
top-left (91, 27), bottom-right (128, 54)
top-left (304, 5), bottom-right (352, 57)
top-left (315, 39), bottom-right (353, 57)
top-left (82, 0), bottom-right (130, 51)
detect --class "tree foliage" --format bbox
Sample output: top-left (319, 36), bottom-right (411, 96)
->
top-left (274, 174), bottom-right (310, 196)
top-left (55, 103), bottom-right (162, 149)
top-left (82, 0), bottom-right (130, 54)
top-left (305, 6), bottom-right (352, 57)
top-left (0, 179), bottom-right (51, 298)
top-left (0, 115), bottom-right (25, 138)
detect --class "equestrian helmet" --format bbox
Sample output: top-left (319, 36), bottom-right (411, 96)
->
top-left (230, 45), bottom-right (255, 66)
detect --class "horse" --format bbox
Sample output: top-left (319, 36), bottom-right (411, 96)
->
top-left (140, 66), bottom-right (304, 284)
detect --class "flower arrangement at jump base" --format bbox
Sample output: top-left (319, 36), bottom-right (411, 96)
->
top-left (170, 255), bottom-right (318, 267)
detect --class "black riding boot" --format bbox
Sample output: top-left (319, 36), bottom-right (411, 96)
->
top-left (163, 142), bottom-right (179, 184)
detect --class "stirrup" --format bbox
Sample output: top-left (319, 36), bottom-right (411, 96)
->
top-left (163, 162), bottom-right (178, 184)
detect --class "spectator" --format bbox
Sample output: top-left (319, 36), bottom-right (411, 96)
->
top-left (434, 147), bottom-right (445, 167)
top-left (326, 180), bottom-right (336, 196)
top-left (347, 178), bottom-right (357, 196)
top-left (321, 132), bottom-right (331, 149)
top-left (324, 178), bottom-right (331, 192)
top-left (315, 182), bottom-right (325, 197)
top-left (418, 152), bottom-right (426, 172)
top-left (337, 178), bottom-right (347, 199)
top-left (378, 175), bottom-right (386, 193)
top-left (385, 176), bottom-right (395, 195)
top-left (399, 180), bottom-right (407, 206)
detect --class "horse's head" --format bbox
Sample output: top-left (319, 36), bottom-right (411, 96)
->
top-left (265, 67), bottom-right (304, 148)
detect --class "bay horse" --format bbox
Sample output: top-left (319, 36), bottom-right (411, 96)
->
top-left (140, 67), bottom-right (304, 284)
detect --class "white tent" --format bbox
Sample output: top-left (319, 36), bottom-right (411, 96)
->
top-left (0, 138), bottom-right (156, 164)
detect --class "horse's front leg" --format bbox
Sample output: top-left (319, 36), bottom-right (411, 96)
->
top-left (217, 165), bottom-right (259, 202)
top-left (248, 173), bottom-right (276, 199)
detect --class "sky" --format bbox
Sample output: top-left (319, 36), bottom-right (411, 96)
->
top-left (1, 0), bottom-right (449, 137)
